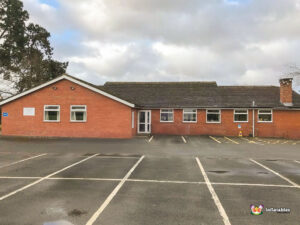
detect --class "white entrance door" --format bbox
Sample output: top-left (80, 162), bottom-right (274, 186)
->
top-left (138, 110), bottom-right (151, 133)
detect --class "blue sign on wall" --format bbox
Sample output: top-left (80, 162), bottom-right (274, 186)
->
top-left (2, 112), bottom-right (8, 117)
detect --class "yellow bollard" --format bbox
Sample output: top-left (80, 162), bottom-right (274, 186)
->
top-left (239, 131), bottom-right (243, 137)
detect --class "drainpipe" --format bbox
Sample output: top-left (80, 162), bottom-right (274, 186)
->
top-left (252, 101), bottom-right (255, 137)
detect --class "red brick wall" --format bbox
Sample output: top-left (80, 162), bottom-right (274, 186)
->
top-left (150, 109), bottom-right (300, 139)
top-left (1, 79), bottom-right (133, 138)
top-left (280, 79), bottom-right (293, 104)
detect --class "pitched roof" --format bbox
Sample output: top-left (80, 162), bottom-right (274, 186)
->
top-left (0, 75), bottom-right (135, 107)
top-left (1, 74), bottom-right (300, 109)
top-left (100, 82), bottom-right (300, 109)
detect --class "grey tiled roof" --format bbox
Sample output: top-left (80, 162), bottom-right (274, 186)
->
top-left (99, 81), bottom-right (300, 109)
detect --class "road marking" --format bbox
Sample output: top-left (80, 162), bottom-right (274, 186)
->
top-left (148, 136), bottom-right (154, 143)
top-left (128, 179), bottom-right (202, 184)
top-left (0, 176), bottom-right (40, 179)
top-left (97, 156), bottom-right (140, 159)
top-left (181, 136), bottom-right (187, 144)
top-left (196, 157), bottom-right (231, 225)
top-left (0, 176), bottom-right (297, 188)
top-left (211, 182), bottom-right (296, 188)
top-left (209, 136), bottom-right (221, 143)
top-left (0, 154), bottom-right (98, 201)
top-left (250, 159), bottom-right (299, 187)
top-left (241, 137), bottom-right (264, 145)
top-left (224, 137), bottom-right (239, 144)
top-left (86, 155), bottom-right (145, 225)
top-left (295, 160), bottom-right (300, 164)
top-left (0, 153), bottom-right (47, 169)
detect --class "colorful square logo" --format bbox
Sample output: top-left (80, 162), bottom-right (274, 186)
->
top-left (250, 204), bottom-right (264, 215)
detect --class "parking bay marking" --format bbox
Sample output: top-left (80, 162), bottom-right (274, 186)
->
top-left (0, 153), bottom-right (47, 169)
top-left (0, 176), bottom-right (297, 188)
top-left (224, 137), bottom-right (239, 144)
top-left (181, 136), bottom-right (187, 143)
top-left (295, 160), bottom-right (300, 164)
top-left (148, 136), bottom-right (154, 143)
top-left (250, 159), bottom-right (299, 188)
top-left (86, 155), bottom-right (145, 225)
top-left (0, 154), bottom-right (98, 201)
top-left (196, 157), bottom-right (231, 225)
top-left (209, 136), bottom-right (221, 144)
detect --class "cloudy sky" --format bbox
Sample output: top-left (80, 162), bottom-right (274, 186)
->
top-left (22, 0), bottom-right (300, 89)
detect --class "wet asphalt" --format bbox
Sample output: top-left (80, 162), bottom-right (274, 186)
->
top-left (0, 135), bottom-right (299, 225)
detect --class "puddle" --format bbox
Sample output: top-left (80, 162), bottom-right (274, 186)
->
top-left (208, 170), bottom-right (229, 174)
top-left (68, 209), bottom-right (87, 217)
top-left (257, 172), bottom-right (269, 174)
top-left (44, 220), bottom-right (74, 225)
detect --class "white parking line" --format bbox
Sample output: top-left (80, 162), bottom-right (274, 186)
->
top-left (196, 157), bottom-right (231, 225)
top-left (148, 136), bottom-right (154, 143)
top-left (295, 160), bottom-right (300, 164)
top-left (0, 153), bottom-right (47, 169)
top-left (97, 156), bottom-right (140, 159)
top-left (86, 155), bottom-right (145, 225)
top-left (209, 136), bottom-right (221, 143)
top-left (224, 137), bottom-right (239, 144)
top-left (0, 154), bottom-right (98, 201)
top-left (0, 176), bottom-right (297, 188)
top-left (181, 136), bottom-right (187, 143)
top-left (250, 159), bottom-right (299, 187)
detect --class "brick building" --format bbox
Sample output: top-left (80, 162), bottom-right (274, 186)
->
top-left (0, 74), bottom-right (300, 139)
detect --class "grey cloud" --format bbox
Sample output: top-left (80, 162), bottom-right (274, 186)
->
top-left (21, 0), bottom-right (300, 89)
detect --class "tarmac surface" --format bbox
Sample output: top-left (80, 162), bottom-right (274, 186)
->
top-left (0, 135), bottom-right (299, 225)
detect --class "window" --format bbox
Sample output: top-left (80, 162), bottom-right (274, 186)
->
top-left (206, 109), bottom-right (221, 123)
top-left (183, 109), bottom-right (197, 122)
top-left (160, 109), bottom-right (174, 122)
top-left (44, 105), bottom-right (60, 122)
top-left (258, 109), bottom-right (272, 122)
top-left (234, 109), bottom-right (248, 122)
top-left (71, 105), bottom-right (87, 122)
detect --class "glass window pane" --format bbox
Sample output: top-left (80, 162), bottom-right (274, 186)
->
top-left (184, 109), bottom-right (196, 113)
top-left (139, 112), bottom-right (145, 123)
top-left (259, 114), bottom-right (272, 122)
top-left (161, 113), bottom-right (173, 121)
top-left (46, 106), bottom-right (59, 110)
top-left (139, 124), bottom-right (145, 132)
top-left (235, 110), bottom-right (247, 114)
top-left (259, 110), bottom-right (271, 114)
top-left (207, 114), bottom-right (220, 122)
top-left (184, 113), bottom-right (196, 121)
top-left (234, 114), bottom-right (247, 121)
top-left (46, 111), bottom-right (58, 121)
top-left (207, 110), bottom-right (220, 114)
top-left (72, 106), bottom-right (86, 110)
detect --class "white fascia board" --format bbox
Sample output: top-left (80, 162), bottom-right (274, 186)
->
top-left (0, 75), bottom-right (135, 108)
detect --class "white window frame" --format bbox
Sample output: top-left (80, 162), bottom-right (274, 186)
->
top-left (206, 109), bottom-right (221, 123)
top-left (70, 105), bottom-right (87, 122)
top-left (258, 109), bottom-right (273, 123)
top-left (183, 109), bottom-right (197, 123)
top-left (233, 109), bottom-right (248, 123)
top-left (160, 109), bottom-right (174, 122)
top-left (44, 105), bottom-right (60, 122)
